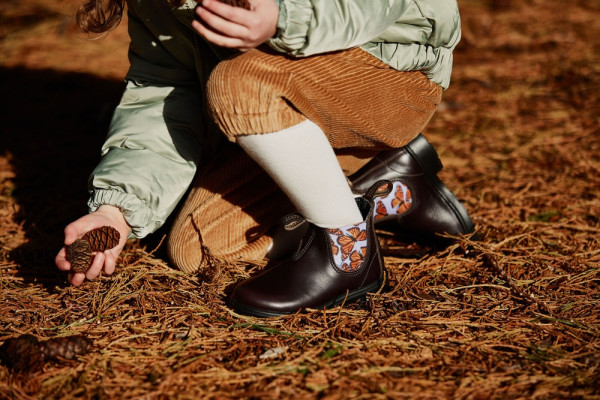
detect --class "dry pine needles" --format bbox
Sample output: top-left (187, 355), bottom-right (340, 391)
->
top-left (0, 0), bottom-right (599, 398)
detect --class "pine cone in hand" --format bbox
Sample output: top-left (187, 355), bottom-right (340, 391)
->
top-left (82, 226), bottom-right (121, 252)
top-left (0, 335), bottom-right (92, 373)
top-left (218, 0), bottom-right (251, 10)
top-left (66, 239), bottom-right (92, 273)
top-left (66, 226), bottom-right (121, 273)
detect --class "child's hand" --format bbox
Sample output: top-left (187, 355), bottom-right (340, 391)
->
top-left (192, 0), bottom-right (278, 51)
top-left (55, 205), bottom-right (131, 286)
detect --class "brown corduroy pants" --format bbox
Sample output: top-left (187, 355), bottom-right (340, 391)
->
top-left (167, 47), bottom-right (442, 274)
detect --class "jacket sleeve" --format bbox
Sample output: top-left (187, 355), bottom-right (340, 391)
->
top-left (268, 0), bottom-right (413, 56)
top-left (88, 11), bottom-right (208, 239)
top-left (88, 81), bottom-right (207, 239)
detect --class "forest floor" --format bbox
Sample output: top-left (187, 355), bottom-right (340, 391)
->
top-left (1, 0), bottom-right (599, 398)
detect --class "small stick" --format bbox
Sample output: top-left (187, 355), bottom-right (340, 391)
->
top-left (481, 252), bottom-right (552, 315)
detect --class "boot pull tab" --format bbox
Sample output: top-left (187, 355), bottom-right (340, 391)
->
top-left (364, 180), bottom-right (393, 200)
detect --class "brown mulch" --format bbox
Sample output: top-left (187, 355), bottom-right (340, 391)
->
top-left (1, 0), bottom-right (599, 398)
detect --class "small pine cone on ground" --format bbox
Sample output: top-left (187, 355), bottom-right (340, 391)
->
top-left (0, 335), bottom-right (92, 373)
top-left (40, 336), bottom-right (92, 361)
top-left (0, 335), bottom-right (44, 373)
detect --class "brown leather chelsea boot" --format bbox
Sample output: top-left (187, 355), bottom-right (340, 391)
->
top-left (230, 197), bottom-right (386, 317)
top-left (349, 134), bottom-right (474, 245)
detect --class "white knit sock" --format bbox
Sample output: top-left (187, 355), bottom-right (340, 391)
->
top-left (237, 120), bottom-right (363, 228)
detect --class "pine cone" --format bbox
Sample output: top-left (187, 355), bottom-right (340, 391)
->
top-left (0, 335), bottom-right (92, 373)
top-left (66, 226), bottom-right (120, 273)
top-left (218, 0), bottom-right (251, 10)
top-left (82, 226), bottom-right (121, 252)
top-left (39, 336), bottom-right (92, 361)
top-left (66, 239), bottom-right (92, 273)
top-left (0, 335), bottom-right (44, 373)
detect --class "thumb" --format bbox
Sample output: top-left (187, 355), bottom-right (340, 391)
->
top-left (64, 223), bottom-right (82, 245)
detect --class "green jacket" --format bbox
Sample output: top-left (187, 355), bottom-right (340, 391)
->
top-left (89, 0), bottom-right (461, 238)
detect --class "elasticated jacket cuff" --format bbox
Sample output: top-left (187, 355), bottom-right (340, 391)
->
top-left (268, 0), bottom-right (313, 54)
top-left (88, 189), bottom-right (156, 239)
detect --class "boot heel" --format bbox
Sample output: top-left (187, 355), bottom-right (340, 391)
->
top-left (406, 135), bottom-right (475, 236)
top-left (405, 134), bottom-right (443, 176)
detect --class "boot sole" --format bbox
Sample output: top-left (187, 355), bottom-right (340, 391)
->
top-left (230, 273), bottom-right (387, 318)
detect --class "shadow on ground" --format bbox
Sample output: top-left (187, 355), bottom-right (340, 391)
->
top-left (0, 66), bottom-right (124, 287)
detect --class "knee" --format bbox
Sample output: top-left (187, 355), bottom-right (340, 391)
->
top-left (206, 50), bottom-right (300, 137)
top-left (206, 49), bottom-right (289, 109)
top-left (207, 51), bottom-right (262, 104)
top-left (206, 55), bottom-right (242, 98)
top-left (167, 216), bottom-right (204, 274)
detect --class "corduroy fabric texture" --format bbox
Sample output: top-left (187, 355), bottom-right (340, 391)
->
top-left (166, 143), bottom-right (388, 274)
top-left (167, 142), bottom-right (295, 274)
top-left (206, 46), bottom-right (442, 149)
top-left (168, 46), bottom-right (443, 273)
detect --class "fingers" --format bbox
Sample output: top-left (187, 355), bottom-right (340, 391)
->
top-left (62, 250), bottom-right (119, 286)
top-left (62, 252), bottom-right (105, 286)
top-left (59, 221), bottom-right (103, 285)
top-left (59, 223), bottom-right (90, 284)
top-left (85, 252), bottom-right (106, 281)
top-left (193, 7), bottom-right (249, 45)
top-left (195, 0), bottom-right (250, 31)
top-left (200, 0), bottom-right (252, 20)
top-left (64, 220), bottom-right (90, 245)
top-left (57, 206), bottom-right (131, 286)
top-left (103, 249), bottom-right (118, 276)
top-left (68, 272), bottom-right (86, 286)
top-left (193, 0), bottom-right (275, 50)
top-left (192, 20), bottom-right (248, 49)
top-left (55, 247), bottom-right (70, 271)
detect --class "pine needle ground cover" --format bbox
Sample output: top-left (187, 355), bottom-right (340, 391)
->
top-left (1, 0), bottom-right (599, 398)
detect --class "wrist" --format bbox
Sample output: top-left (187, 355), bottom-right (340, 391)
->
top-left (272, 0), bottom-right (287, 37)
top-left (96, 205), bottom-right (131, 235)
